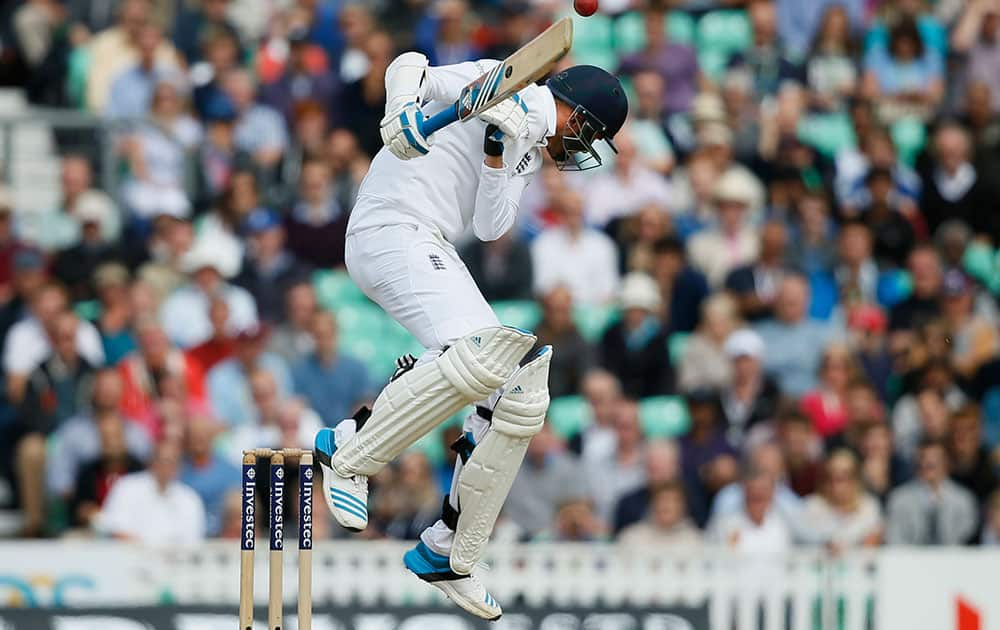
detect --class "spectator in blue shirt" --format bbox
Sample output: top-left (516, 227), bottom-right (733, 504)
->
top-left (291, 309), bottom-right (371, 426)
top-left (861, 17), bottom-right (945, 123)
top-left (776, 0), bottom-right (866, 61)
top-left (105, 24), bottom-right (175, 119)
top-left (223, 68), bottom-right (289, 171)
top-left (179, 416), bottom-right (239, 536)
top-left (754, 274), bottom-right (836, 397)
top-left (206, 323), bottom-right (292, 426)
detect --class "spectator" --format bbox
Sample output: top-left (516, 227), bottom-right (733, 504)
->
top-left (583, 128), bottom-right (673, 229)
top-left (207, 323), bottom-right (292, 426)
top-left (618, 8), bottom-right (700, 116)
top-left (613, 439), bottom-right (688, 532)
top-left (802, 5), bottom-right (863, 113)
top-left (68, 411), bottom-right (145, 529)
top-left (51, 196), bottom-right (125, 302)
top-left (415, 0), bottom-right (480, 67)
top-left (754, 274), bottom-right (834, 397)
top-left (894, 362), bottom-right (969, 460)
top-left (889, 245), bottom-right (944, 333)
top-left (776, 411), bottom-right (823, 497)
top-left (179, 416), bottom-right (239, 537)
top-left (857, 421), bottom-right (911, 505)
top-left (285, 159), bottom-right (350, 269)
top-left (623, 72), bottom-right (676, 175)
top-left (105, 23), bottom-right (173, 119)
top-left (681, 390), bottom-right (739, 520)
top-left (678, 293), bottom-right (741, 393)
top-left (233, 208), bottom-right (311, 323)
top-left (860, 167), bottom-right (918, 269)
top-left (118, 319), bottom-right (207, 438)
top-left (339, 31), bottom-right (393, 157)
top-left (85, 0), bottom-right (181, 112)
top-left (95, 440), bottom-right (206, 545)
top-left (919, 122), bottom-right (997, 238)
top-left (725, 221), bottom-right (792, 322)
top-left (291, 309), bottom-right (371, 426)
top-left (228, 369), bottom-right (322, 457)
top-left (948, 406), bottom-right (998, 503)
top-left (191, 26), bottom-right (241, 118)
top-left (982, 491), bottom-right (1000, 545)
top-left (885, 438), bottom-right (978, 545)
top-left (532, 190), bottom-right (620, 306)
top-left (269, 281), bottom-right (318, 363)
top-left (13, 312), bottom-right (95, 536)
top-left (833, 220), bottom-right (879, 308)
top-left (378, 452), bottom-right (441, 540)
top-left (614, 204), bottom-right (674, 274)
top-left (533, 286), bottom-right (594, 398)
top-left (838, 127), bottom-right (921, 217)
top-left (954, 0), bottom-right (1000, 110)
top-left (48, 369), bottom-right (153, 499)
top-left (460, 233), bottom-right (534, 302)
top-left (583, 399), bottom-right (648, 524)
top-left (712, 442), bottom-right (804, 529)
top-left (619, 481), bottom-right (702, 547)
top-left (777, 0), bottom-right (866, 61)
top-left (172, 0), bottom-right (241, 63)
top-left (507, 423), bottom-right (586, 538)
top-left (274, 103), bottom-right (331, 207)
top-left (0, 190), bottom-right (20, 301)
top-left (92, 263), bottom-right (137, 365)
top-left (720, 329), bottom-right (782, 446)
top-left (939, 270), bottom-right (998, 378)
top-left (862, 16), bottom-right (944, 123)
top-left (729, 0), bottom-right (804, 98)
top-left (960, 82), bottom-right (1000, 162)
top-left (649, 237), bottom-right (710, 334)
top-left (4, 281), bottom-right (104, 403)
top-left (800, 343), bottom-right (857, 438)
top-left (185, 297), bottom-right (236, 373)
top-left (135, 210), bottom-right (196, 299)
top-left (539, 496), bottom-right (608, 542)
top-left (224, 68), bottom-right (289, 171)
top-left (159, 241), bottom-right (258, 349)
top-left (598, 273), bottom-right (672, 398)
top-left (707, 465), bottom-right (792, 558)
top-left (260, 27), bottom-right (338, 125)
top-left (801, 449), bottom-right (883, 548)
top-left (787, 193), bottom-right (837, 275)
top-left (194, 101), bottom-right (254, 210)
top-left (688, 170), bottom-right (761, 288)
top-left (568, 370), bottom-right (623, 462)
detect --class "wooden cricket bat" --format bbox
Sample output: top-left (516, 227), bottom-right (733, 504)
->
top-left (421, 17), bottom-right (574, 137)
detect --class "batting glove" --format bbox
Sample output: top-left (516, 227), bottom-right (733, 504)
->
top-left (380, 101), bottom-right (432, 160)
top-left (477, 94), bottom-right (529, 140)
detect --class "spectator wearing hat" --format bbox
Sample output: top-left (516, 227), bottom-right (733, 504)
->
top-left (159, 239), bottom-right (257, 349)
top-left (688, 170), bottom-right (762, 288)
top-left (720, 328), bottom-right (782, 447)
top-left (678, 293), bottom-right (741, 393)
top-left (92, 263), bottom-right (138, 365)
top-left (117, 319), bottom-right (207, 439)
top-left (725, 221), bottom-right (792, 322)
top-left (291, 310), bottom-right (371, 426)
top-left (18, 156), bottom-right (121, 254)
top-left (4, 282), bottom-right (104, 404)
top-left (233, 208), bottom-right (311, 323)
top-left (940, 269), bottom-right (998, 378)
top-left (260, 26), bottom-right (339, 126)
top-left (755, 274), bottom-right (835, 397)
top-left (532, 190), bottom-right (620, 306)
top-left (599, 272), bottom-right (672, 398)
top-left (206, 323), bottom-right (292, 426)
top-left (886, 438), bottom-right (978, 545)
top-left (285, 159), bottom-right (349, 269)
top-left (644, 240), bottom-right (706, 337)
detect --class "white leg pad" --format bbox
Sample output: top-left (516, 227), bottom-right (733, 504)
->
top-left (451, 346), bottom-right (552, 575)
top-left (331, 326), bottom-right (536, 477)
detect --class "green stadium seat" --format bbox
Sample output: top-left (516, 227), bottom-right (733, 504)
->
top-left (573, 304), bottom-right (619, 343)
top-left (798, 112), bottom-right (855, 158)
top-left (547, 395), bottom-right (593, 438)
top-left (890, 117), bottom-right (927, 167)
top-left (667, 11), bottom-right (696, 45)
top-left (491, 300), bottom-right (542, 332)
top-left (696, 10), bottom-right (752, 55)
top-left (613, 12), bottom-right (646, 55)
top-left (567, 12), bottom-right (617, 70)
top-left (639, 396), bottom-right (691, 438)
top-left (668, 332), bottom-right (690, 366)
top-left (314, 269), bottom-right (367, 310)
top-left (697, 49), bottom-right (731, 82)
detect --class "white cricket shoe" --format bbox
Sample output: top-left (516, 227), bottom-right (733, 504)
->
top-left (314, 417), bottom-right (369, 531)
top-left (403, 541), bottom-right (502, 621)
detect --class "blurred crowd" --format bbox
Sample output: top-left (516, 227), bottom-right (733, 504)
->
top-left (0, 0), bottom-right (998, 555)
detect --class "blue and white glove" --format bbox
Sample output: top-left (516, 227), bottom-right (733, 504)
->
top-left (478, 94), bottom-right (529, 140)
top-left (380, 101), bottom-right (432, 160)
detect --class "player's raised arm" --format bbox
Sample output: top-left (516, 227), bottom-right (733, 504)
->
top-left (378, 52), bottom-right (433, 160)
top-left (471, 96), bottom-right (532, 241)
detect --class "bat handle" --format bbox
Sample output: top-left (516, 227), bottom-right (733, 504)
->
top-left (421, 105), bottom-right (461, 138)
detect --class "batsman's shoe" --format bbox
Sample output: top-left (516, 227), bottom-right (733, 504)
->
top-left (314, 414), bottom-right (369, 531)
top-left (403, 541), bottom-right (502, 621)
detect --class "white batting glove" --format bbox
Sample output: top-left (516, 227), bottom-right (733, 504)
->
top-left (477, 94), bottom-right (529, 140)
top-left (380, 101), bottom-right (432, 160)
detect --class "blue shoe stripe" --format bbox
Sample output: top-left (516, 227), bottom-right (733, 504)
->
top-left (332, 500), bottom-right (368, 521)
top-left (314, 428), bottom-right (336, 457)
top-left (330, 488), bottom-right (367, 511)
top-left (403, 541), bottom-right (451, 575)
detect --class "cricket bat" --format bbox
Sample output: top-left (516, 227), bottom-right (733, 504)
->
top-left (421, 17), bottom-right (574, 137)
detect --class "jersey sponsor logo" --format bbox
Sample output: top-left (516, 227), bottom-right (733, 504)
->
top-left (429, 253), bottom-right (446, 271)
top-left (514, 152), bottom-right (532, 174)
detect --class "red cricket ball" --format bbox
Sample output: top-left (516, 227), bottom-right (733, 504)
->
top-left (574, 0), bottom-right (598, 17)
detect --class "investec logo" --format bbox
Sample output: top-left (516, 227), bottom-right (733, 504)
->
top-left (300, 467), bottom-right (314, 550)
top-left (242, 475), bottom-right (255, 550)
top-left (272, 468), bottom-right (284, 550)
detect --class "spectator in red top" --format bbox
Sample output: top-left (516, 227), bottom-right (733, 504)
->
top-left (186, 297), bottom-right (236, 373)
top-left (801, 343), bottom-right (857, 438)
top-left (118, 318), bottom-right (206, 439)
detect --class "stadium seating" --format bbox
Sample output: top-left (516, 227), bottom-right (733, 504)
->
top-left (638, 396), bottom-right (691, 438)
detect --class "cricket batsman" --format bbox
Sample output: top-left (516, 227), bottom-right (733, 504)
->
top-left (312, 50), bottom-right (628, 619)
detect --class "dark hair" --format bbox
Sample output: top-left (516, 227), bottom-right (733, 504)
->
top-left (652, 236), bottom-right (685, 257)
top-left (809, 4), bottom-right (859, 57)
top-left (918, 436), bottom-right (948, 455)
top-left (888, 16), bottom-right (924, 60)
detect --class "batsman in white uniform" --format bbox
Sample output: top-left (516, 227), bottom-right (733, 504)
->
top-left (313, 52), bottom-right (628, 619)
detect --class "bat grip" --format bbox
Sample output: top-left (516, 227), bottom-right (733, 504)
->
top-left (421, 106), bottom-right (461, 137)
